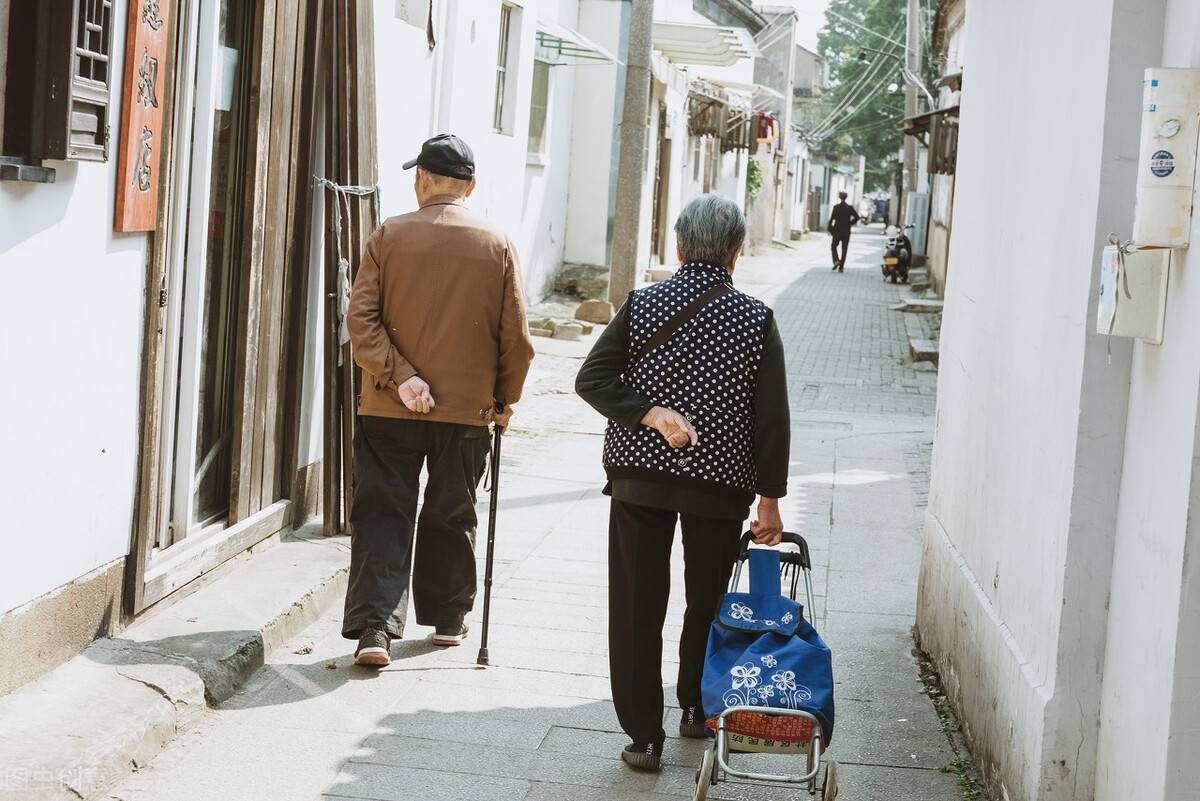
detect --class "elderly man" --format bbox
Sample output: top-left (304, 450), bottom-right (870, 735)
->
top-left (576, 194), bottom-right (791, 770)
top-left (344, 134), bottom-right (535, 667)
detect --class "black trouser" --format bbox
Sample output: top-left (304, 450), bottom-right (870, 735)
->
top-left (831, 233), bottom-right (850, 267)
top-left (342, 416), bottom-right (491, 640)
top-left (608, 498), bottom-right (742, 745)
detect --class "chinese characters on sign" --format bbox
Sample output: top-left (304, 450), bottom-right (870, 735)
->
top-left (115, 0), bottom-right (171, 231)
top-left (142, 0), bottom-right (164, 31)
top-left (137, 49), bottom-right (159, 109)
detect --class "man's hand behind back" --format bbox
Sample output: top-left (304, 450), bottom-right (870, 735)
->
top-left (397, 375), bottom-right (436, 414)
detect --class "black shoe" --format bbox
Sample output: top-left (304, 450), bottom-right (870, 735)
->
top-left (354, 627), bottom-right (391, 667)
top-left (838, 265), bottom-right (845, 272)
top-left (679, 705), bottom-right (708, 738)
top-left (432, 622), bottom-right (470, 647)
top-left (621, 740), bottom-right (663, 771)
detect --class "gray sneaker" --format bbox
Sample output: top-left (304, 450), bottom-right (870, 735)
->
top-left (432, 623), bottom-right (470, 647)
top-left (354, 628), bottom-right (391, 668)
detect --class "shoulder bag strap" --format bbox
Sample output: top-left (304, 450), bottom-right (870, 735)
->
top-left (628, 282), bottom-right (735, 368)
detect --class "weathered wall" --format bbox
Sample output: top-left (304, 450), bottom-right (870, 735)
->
top-left (0, 12), bottom-right (146, 619)
top-left (915, 0), bottom-right (1156, 799)
top-left (1095, 2), bottom-right (1200, 798)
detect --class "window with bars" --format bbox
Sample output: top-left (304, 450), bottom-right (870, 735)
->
top-left (3, 0), bottom-right (114, 166)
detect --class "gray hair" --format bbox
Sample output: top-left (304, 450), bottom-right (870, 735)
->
top-left (674, 193), bottom-right (746, 267)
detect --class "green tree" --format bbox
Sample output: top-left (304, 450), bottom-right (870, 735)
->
top-left (811, 0), bottom-right (922, 191)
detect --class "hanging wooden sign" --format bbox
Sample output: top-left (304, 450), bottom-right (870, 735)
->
top-left (114, 0), bottom-right (172, 232)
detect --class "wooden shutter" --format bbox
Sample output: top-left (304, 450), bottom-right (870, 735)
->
top-left (3, 0), bottom-right (113, 162)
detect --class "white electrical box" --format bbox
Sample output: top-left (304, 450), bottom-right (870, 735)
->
top-left (1132, 68), bottom-right (1200, 247)
top-left (1097, 246), bottom-right (1171, 344)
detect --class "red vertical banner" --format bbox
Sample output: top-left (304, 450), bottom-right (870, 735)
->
top-left (114, 0), bottom-right (172, 232)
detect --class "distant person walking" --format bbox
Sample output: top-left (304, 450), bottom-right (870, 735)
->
top-left (576, 194), bottom-right (790, 771)
top-left (344, 134), bottom-right (535, 667)
top-left (827, 191), bottom-right (860, 272)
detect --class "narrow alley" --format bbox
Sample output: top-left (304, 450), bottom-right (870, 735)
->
top-left (106, 231), bottom-right (956, 801)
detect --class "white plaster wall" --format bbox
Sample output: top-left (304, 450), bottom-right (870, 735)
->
top-left (1095, 2), bottom-right (1200, 797)
top-left (0, 10), bottom-right (146, 615)
top-left (916, 0), bottom-right (1122, 798)
top-left (374, 0), bottom-right (574, 300)
top-left (562, 0), bottom-right (759, 273)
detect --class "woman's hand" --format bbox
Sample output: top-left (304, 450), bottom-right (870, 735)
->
top-left (640, 406), bottom-right (698, 449)
top-left (751, 497), bottom-right (783, 546)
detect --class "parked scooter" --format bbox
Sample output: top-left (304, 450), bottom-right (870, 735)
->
top-left (881, 224), bottom-right (914, 283)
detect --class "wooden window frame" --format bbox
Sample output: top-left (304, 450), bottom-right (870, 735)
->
top-left (492, 4), bottom-right (518, 135)
top-left (2, 0), bottom-right (114, 166)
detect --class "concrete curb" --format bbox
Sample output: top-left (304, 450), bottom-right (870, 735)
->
top-left (903, 310), bottom-right (940, 367)
top-left (0, 524), bottom-right (349, 801)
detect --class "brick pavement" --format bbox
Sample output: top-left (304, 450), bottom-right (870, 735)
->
top-left (107, 231), bottom-right (955, 801)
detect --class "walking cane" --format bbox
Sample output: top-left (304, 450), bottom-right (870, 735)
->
top-left (476, 404), bottom-right (504, 667)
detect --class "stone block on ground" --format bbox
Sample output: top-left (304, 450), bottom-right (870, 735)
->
top-left (574, 299), bottom-right (614, 324)
top-left (553, 322), bottom-right (583, 341)
top-left (891, 298), bottom-right (944, 313)
top-left (910, 337), bottom-right (939, 366)
top-left (649, 267), bottom-right (676, 282)
top-left (554, 263), bottom-right (609, 300)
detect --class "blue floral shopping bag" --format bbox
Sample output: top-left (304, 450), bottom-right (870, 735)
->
top-left (700, 547), bottom-right (835, 744)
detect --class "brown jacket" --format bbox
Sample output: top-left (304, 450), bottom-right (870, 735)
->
top-left (347, 195), bottom-right (535, 426)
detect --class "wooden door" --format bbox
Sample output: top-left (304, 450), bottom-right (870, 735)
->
top-left (129, 0), bottom-right (326, 612)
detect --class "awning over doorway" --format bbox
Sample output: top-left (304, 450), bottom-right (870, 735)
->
top-left (536, 19), bottom-right (617, 65)
top-left (652, 21), bottom-right (759, 67)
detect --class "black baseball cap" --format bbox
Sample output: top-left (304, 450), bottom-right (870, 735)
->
top-left (403, 134), bottom-right (475, 180)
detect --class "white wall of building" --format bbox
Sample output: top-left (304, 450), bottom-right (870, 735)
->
top-left (916, 1), bottom-right (1194, 800)
top-left (0, 13), bottom-right (146, 615)
top-left (373, 0), bottom-right (580, 300)
top-left (563, 0), bottom-right (756, 275)
top-left (1095, 2), bottom-right (1200, 798)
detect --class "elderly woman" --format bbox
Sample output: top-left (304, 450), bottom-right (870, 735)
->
top-left (576, 194), bottom-right (790, 770)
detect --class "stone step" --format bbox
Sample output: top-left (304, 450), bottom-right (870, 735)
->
top-left (0, 524), bottom-right (349, 801)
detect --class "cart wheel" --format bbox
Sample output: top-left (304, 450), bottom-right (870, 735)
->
top-left (693, 744), bottom-right (714, 801)
top-left (821, 760), bottom-right (839, 801)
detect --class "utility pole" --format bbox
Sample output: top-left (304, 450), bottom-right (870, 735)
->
top-left (902, 0), bottom-right (922, 199)
top-left (607, 0), bottom-right (655, 307)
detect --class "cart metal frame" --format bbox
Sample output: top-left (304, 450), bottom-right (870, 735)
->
top-left (692, 531), bottom-right (837, 801)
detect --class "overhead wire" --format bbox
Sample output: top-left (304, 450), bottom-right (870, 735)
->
top-left (814, 76), bottom-right (897, 139)
top-left (808, 26), bottom-right (903, 139)
top-left (805, 17), bottom-right (904, 137)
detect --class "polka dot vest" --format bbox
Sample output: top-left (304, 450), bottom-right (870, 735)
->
top-left (603, 261), bottom-right (770, 495)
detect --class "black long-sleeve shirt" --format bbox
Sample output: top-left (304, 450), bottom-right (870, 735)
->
top-left (576, 301), bottom-right (790, 521)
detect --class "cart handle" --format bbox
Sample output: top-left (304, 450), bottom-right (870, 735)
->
top-left (737, 531), bottom-right (812, 570)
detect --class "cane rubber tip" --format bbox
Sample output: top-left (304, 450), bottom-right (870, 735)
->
top-left (477, 649), bottom-right (489, 666)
